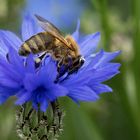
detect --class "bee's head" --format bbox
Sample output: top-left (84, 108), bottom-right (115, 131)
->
top-left (68, 55), bottom-right (85, 75)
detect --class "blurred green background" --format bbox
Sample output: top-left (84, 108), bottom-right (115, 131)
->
top-left (0, 0), bottom-right (140, 140)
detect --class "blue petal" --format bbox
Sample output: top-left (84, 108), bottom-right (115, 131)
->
top-left (80, 32), bottom-right (101, 57)
top-left (48, 84), bottom-right (68, 98)
top-left (32, 102), bottom-right (38, 110)
top-left (8, 48), bottom-right (25, 71)
top-left (36, 92), bottom-right (45, 103)
top-left (40, 99), bottom-right (48, 112)
top-left (90, 64), bottom-right (120, 83)
top-left (45, 92), bottom-right (57, 102)
top-left (0, 85), bottom-right (18, 96)
top-left (93, 50), bottom-right (121, 69)
top-left (0, 78), bottom-right (20, 88)
top-left (69, 96), bottom-right (80, 105)
top-left (62, 62), bottom-right (120, 92)
top-left (22, 14), bottom-right (38, 41)
top-left (0, 57), bottom-right (23, 84)
top-left (0, 95), bottom-right (8, 104)
top-left (15, 91), bottom-right (32, 105)
top-left (23, 74), bottom-right (39, 92)
top-left (72, 19), bottom-right (80, 42)
top-left (83, 50), bottom-right (121, 71)
top-left (41, 58), bottom-right (57, 82)
top-left (98, 63), bottom-right (121, 70)
top-left (25, 54), bottom-right (35, 73)
top-left (0, 30), bottom-right (22, 50)
top-left (83, 50), bottom-right (104, 70)
top-left (68, 86), bottom-right (99, 101)
top-left (0, 40), bottom-right (8, 58)
top-left (89, 83), bottom-right (112, 94)
top-left (61, 71), bottom-right (94, 88)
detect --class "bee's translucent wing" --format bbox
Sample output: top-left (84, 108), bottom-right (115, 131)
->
top-left (35, 14), bottom-right (62, 35)
top-left (35, 14), bottom-right (73, 50)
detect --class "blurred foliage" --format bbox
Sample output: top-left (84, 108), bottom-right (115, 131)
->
top-left (0, 0), bottom-right (140, 140)
top-left (0, 0), bottom-right (25, 32)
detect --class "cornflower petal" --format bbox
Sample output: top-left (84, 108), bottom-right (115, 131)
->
top-left (22, 14), bottom-right (38, 41)
top-left (72, 19), bottom-right (80, 42)
top-left (23, 74), bottom-right (39, 92)
top-left (0, 40), bottom-right (8, 58)
top-left (0, 57), bottom-right (23, 85)
top-left (89, 83), bottom-right (112, 94)
top-left (0, 95), bottom-right (8, 104)
top-left (48, 85), bottom-right (68, 98)
top-left (90, 65), bottom-right (120, 83)
top-left (25, 54), bottom-right (35, 73)
top-left (68, 86), bottom-right (99, 101)
top-left (42, 58), bottom-right (58, 82)
top-left (40, 99), bottom-right (48, 112)
top-left (15, 91), bottom-right (32, 105)
top-left (92, 50), bottom-right (121, 68)
top-left (0, 30), bottom-right (22, 51)
top-left (79, 32), bottom-right (101, 56)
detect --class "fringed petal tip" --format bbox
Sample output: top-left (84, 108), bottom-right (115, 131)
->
top-left (22, 14), bottom-right (38, 41)
top-left (80, 32), bottom-right (101, 56)
top-left (72, 19), bottom-right (80, 41)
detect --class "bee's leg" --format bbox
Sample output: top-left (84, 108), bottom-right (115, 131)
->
top-left (35, 52), bottom-right (47, 68)
top-left (67, 56), bottom-right (84, 75)
top-left (68, 68), bottom-right (78, 75)
top-left (55, 55), bottom-right (74, 83)
top-left (55, 65), bottom-right (62, 83)
top-left (55, 58), bottom-right (67, 83)
top-left (38, 52), bottom-right (48, 60)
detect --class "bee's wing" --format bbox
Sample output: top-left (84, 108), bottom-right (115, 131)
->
top-left (35, 14), bottom-right (62, 35)
top-left (35, 14), bottom-right (73, 50)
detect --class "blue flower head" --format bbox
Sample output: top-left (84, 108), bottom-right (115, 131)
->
top-left (0, 15), bottom-right (121, 112)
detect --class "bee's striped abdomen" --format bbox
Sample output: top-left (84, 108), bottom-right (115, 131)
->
top-left (18, 32), bottom-right (55, 56)
top-left (19, 42), bottom-right (32, 56)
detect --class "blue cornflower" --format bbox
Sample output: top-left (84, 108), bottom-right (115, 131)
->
top-left (0, 15), bottom-right (120, 112)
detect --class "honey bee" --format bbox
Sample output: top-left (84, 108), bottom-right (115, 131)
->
top-left (19, 15), bottom-right (85, 79)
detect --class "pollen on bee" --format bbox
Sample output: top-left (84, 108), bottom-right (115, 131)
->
top-left (35, 58), bottom-right (41, 63)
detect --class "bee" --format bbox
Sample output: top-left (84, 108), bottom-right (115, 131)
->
top-left (19, 15), bottom-right (85, 79)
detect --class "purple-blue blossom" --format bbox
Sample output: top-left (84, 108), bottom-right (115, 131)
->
top-left (0, 15), bottom-right (120, 112)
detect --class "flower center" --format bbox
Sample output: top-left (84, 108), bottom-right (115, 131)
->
top-left (35, 86), bottom-right (46, 93)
